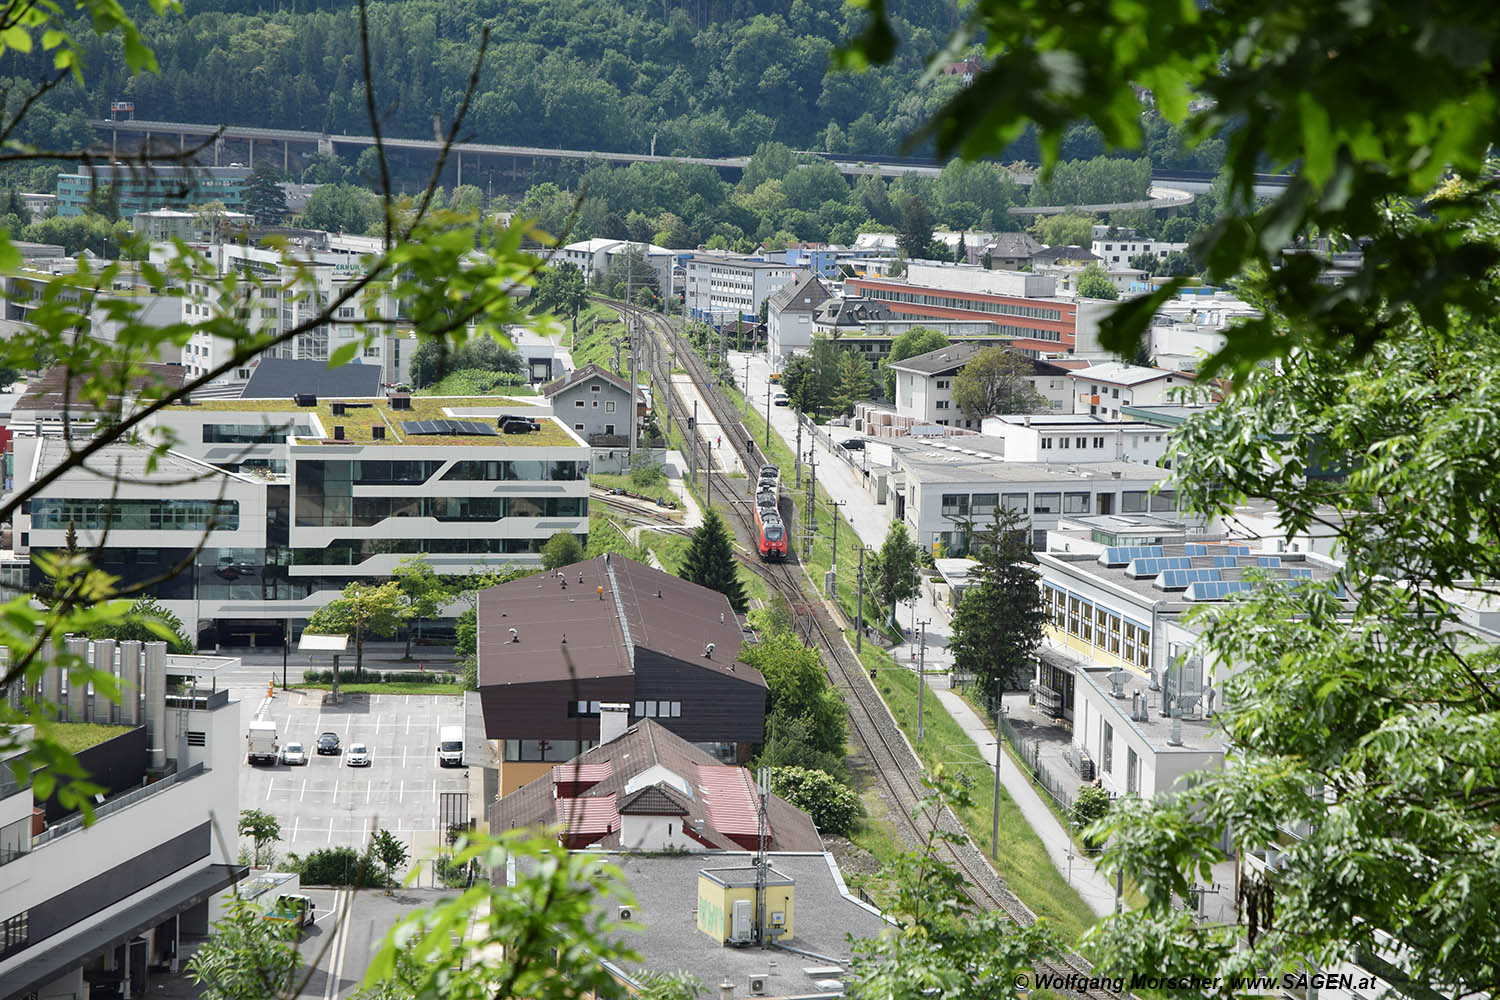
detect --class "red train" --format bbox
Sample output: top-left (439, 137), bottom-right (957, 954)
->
top-left (755, 501), bottom-right (786, 560)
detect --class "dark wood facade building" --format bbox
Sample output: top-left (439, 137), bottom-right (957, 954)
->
top-left (477, 555), bottom-right (768, 794)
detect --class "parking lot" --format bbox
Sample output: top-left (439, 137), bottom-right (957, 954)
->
top-left (239, 690), bottom-right (469, 863)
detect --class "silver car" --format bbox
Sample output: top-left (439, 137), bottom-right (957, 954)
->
top-left (280, 742), bottom-right (308, 766)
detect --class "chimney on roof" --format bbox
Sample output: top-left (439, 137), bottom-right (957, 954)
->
top-left (599, 702), bottom-right (630, 744)
top-left (509, 627), bottom-right (519, 643)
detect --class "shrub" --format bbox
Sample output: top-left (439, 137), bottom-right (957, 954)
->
top-left (289, 846), bottom-right (381, 887)
top-left (434, 855), bottom-right (475, 888)
top-left (1070, 784), bottom-right (1113, 849)
top-left (768, 766), bottom-right (860, 835)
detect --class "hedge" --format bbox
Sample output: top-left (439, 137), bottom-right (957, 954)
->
top-left (301, 669), bottom-right (457, 685)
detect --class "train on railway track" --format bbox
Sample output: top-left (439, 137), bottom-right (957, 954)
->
top-left (754, 465), bottom-right (786, 560)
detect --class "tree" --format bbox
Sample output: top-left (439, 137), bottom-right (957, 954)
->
top-left (1069, 785), bottom-right (1112, 850)
top-left (306, 581), bottom-right (403, 679)
top-left (769, 766), bottom-right (860, 835)
top-left (541, 531), bottom-right (585, 570)
top-left (847, 772), bottom-right (1058, 1000)
top-left (677, 510), bottom-right (747, 613)
top-left (950, 347), bottom-right (1048, 421)
top-left (244, 160), bottom-right (288, 225)
top-left (186, 896), bottom-right (303, 1000)
top-left (1128, 252), bottom-right (1159, 275)
top-left (533, 263), bottom-right (587, 317)
top-left (369, 828), bottom-right (410, 892)
top-left (831, 349), bottom-right (873, 415)
top-left (238, 809), bottom-right (281, 868)
top-left (880, 326), bottom-right (949, 398)
top-left (780, 354), bottom-right (818, 413)
top-left (635, 971), bottom-right (704, 1000)
top-left (896, 196), bottom-right (934, 257)
top-left (84, 595), bottom-right (196, 653)
top-left (949, 507), bottom-right (1046, 700)
top-left (392, 555), bottom-right (446, 659)
top-left (869, 521), bottom-right (921, 630)
top-left (298, 183), bottom-right (382, 234)
top-left (1028, 212), bottom-right (1096, 249)
top-left (1158, 250), bottom-right (1195, 277)
top-left (409, 335), bottom-right (523, 389)
top-left (742, 628), bottom-right (847, 774)
top-left (1075, 262), bottom-right (1118, 300)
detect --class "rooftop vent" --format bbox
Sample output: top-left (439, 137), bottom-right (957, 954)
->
top-left (703, 642), bottom-right (715, 658)
top-left (387, 391), bottom-right (412, 411)
top-left (333, 425), bottom-right (345, 440)
top-left (509, 628), bottom-right (519, 642)
top-left (331, 402), bottom-right (346, 416)
top-left (372, 425), bottom-right (385, 440)
top-left (294, 393), bottom-right (318, 406)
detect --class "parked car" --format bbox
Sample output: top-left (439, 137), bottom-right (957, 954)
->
top-left (839, 438), bottom-right (867, 451)
top-left (280, 742), bottom-right (308, 766)
top-left (316, 732), bottom-right (341, 755)
top-left (345, 743), bottom-right (371, 767)
top-left (773, 393), bottom-right (789, 406)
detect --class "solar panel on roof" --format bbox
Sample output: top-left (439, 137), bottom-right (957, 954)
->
top-left (1183, 543), bottom-right (1209, 556)
top-left (1187, 579), bottom-right (1257, 600)
top-left (1213, 555), bottom-right (1241, 568)
top-left (1100, 544), bottom-right (1165, 567)
top-left (402, 418), bottom-right (497, 436)
top-left (1258, 556), bottom-right (1283, 568)
top-left (1159, 567), bottom-right (1223, 589)
top-left (1127, 556), bottom-right (1192, 577)
top-left (1288, 567), bottom-right (1314, 579)
top-left (1222, 544), bottom-right (1252, 555)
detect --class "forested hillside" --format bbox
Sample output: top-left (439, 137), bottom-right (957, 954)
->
top-left (0, 0), bottom-right (968, 160)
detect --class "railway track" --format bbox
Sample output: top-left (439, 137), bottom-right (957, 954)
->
top-left (600, 298), bottom-right (1119, 998)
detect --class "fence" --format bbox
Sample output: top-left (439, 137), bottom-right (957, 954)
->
top-left (34, 762), bottom-right (204, 847)
top-left (997, 710), bottom-right (1080, 814)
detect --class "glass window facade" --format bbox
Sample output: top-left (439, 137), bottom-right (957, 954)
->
top-left (31, 498), bottom-right (239, 531)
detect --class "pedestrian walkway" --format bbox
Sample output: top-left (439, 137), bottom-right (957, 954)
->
top-left (662, 449), bottom-right (704, 529)
top-left (671, 374), bottom-right (743, 476)
top-left (936, 687), bottom-right (1119, 918)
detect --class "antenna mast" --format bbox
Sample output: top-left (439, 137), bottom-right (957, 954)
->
top-left (755, 766), bottom-right (769, 946)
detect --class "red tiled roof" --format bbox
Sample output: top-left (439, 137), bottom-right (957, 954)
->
top-left (556, 793), bottom-right (618, 837)
top-left (552, 761), bottom-right (613, 786)
top-left (694, 764), bottom-right (760, 840)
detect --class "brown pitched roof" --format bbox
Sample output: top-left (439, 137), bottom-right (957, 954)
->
top-left (540, 362), bottom-right (630, 398)
top-left (766, 270), bottom-right (829, 315)
top-left (618, 783), bottom-right (690, 816)
top-left (491, 720), bottom-right (822, 851)
top-left (476, 555), bottom-right (763, 689)
top-left (16, 362), bottom-right (188, 412)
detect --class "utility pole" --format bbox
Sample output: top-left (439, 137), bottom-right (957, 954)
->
top-left (627, 330), bottom-right (637, 462)
top-left (829, 499), bottom-right (847, 592)
top-left (764, 381), bottom-right (772, 446)
top-left (992, 693), bottom-right (1005, 860)
top-left (690, 399), bottom-right (698, 480)
top-left (916, 619), bottom-right (931, 742)
top-left (856, 546), bottom-right (867, 653)
top-left (804, 447), bottom-right (818, 558)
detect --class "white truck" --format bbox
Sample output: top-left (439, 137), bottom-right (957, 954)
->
top-left (437, 725), bottom-right (464, 767)
top-left (247, 720), bottom-right (279, 766)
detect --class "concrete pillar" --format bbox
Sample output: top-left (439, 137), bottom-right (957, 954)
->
top-left (65, 636), bottom-right (90, 722)
top-left (118, 640), bottom-right (142, 724)
top-left (457, 152), bottom-right (462, 188)
top-left (90, 639), bottom-right (115, 723)
top-left (143, 642), bottom-right (168, 770)
top-left (248, 139), bottom-right (253, 168)
top-left (284, 140), bottom-right (290, 171)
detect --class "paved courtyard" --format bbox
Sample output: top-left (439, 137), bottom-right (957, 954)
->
top-left (237, 691), bottom-right (469, 866)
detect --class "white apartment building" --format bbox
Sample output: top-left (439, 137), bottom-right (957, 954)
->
top-left (765, 271), bottom-right (831, 358)
top-left (891, 437), bottom-right (1173, 551)
top-left (1089, 226), bottom-right (1189, 266)
top-left (163, 243), bottom-right (410, 388)
top-left (886, 342), bottom-right (1072, 427)
top-left (0, 643), bottom-right (242, 998)
top-left (557, 239), bottom-right (675, 302)
top-left (11, 379), bottom-right (590, 646)
top-left (683, 255), bottom-right (796, 327)
top-left (1068, 362), bottom-right (1186, 418)
top-left (981, 414), bottom-right (1171, 466)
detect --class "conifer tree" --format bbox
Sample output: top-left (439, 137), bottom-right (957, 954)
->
top-left (950, 507), bottom-right (1046, 704)
top-left (678, 510), bottom-right (747, 613)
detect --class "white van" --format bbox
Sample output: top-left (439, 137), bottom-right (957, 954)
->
top-left (437, 726), bottom-right (464, 767)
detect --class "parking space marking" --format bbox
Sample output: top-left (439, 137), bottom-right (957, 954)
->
top-left (266, 778), bottom-right (274, 801)
top-left (300, 779), bottom-right (307, 802)
top-left (366, 782), bottom-right (372, 805)
top-left (402, 748), bottom-right (407, 769)
top-left (406, 717), bottom-right (411, 736)
top-left (327, 817), bottom-right (334, 843)
top-left (399, 780), bottom-right (404, 804)
top-left (292, 816), bottom-right (299, 841)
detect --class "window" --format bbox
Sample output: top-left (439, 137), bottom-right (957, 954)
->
top-left (1101, 722), bottom-right (1114, 775)
top-left (605, 401), bottom-right (616, 413)
top-left (935, 400), bottom-right (949, 410)
top-left (970, 493), bottom-right (998, 516)
top-left (1093, 436), bottom-right (1104, 448)
top-left (1033, 492), bottom-right (1060, 514)
top-left (604, 424), bottom-right (615, 435)
top-left (574, 399), bottom-right (585, 408)
top-left (1076, 437), bottom-right (1087, 448)
top-left (1150, 490), bottom-right (1177, 512)
top-left (1112, 388), bottom-right (1120, 398)
top-left (574, 423), bottom-right (584, 431)
top-left (1063, 492), bottom-right (1090, 514)
top-left (1041, 437), bottom-right (1053, 450)
top-left (1059, 438), bottom-right (1070, 449)
top-left (364, 346), bottom-right (380, 357)
top-left (31, 498), bottom-right (240, 532)
top-left (1003, 493), bottom-right (1028, 512)
top-left (935, 379), bottom-right (949, 388)
top-left (940, 493), bottom-right (969, 517)
top-left (1, 911), bottom-right (29, 959)
top-left (1121, 491), bottom-right (1148, 513)
top-left (590, 384), bottom-right (601, 392)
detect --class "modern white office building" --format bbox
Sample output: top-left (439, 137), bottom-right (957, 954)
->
top-left (557, 239), bottom-right (675, 302)
top-left (0, 643), bottom-right (243, 998)
top-left (683, 255), bottom-right (797, 327)
top-left (10, 371), bottom-right (590, 646)
top-left (981, 414), bottom-right (1172, 466)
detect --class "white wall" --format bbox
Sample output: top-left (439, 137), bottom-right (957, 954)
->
top-left (619, 814), bottom-right (700, 852)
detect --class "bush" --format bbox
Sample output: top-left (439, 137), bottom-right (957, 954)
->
top-left (1070, 784), bottom-right (1113, 849)
top-left (434, 855), bottom-right (476, 888)
top-left (629, 458), bottom-right (665, 489)
top-left (768, 766), bottom-right (860, 835)
top-left (288, 846), bottom-right (381, 887)
top-left (299, 669), bottom-right (456, 686)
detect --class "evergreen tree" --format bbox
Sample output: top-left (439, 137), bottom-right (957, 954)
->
top-left (1075, 262), bottom-right (1119, 299)
top-left (832, 349), bottom-right (873, 415)
top-left (869, 522), bottom-right (921, 628)
top-left (950, 507), bottom-right (1047, 703)
top-left (678, 510), bottom-right (747, 613)
top-left (896, 196), bottom-right (934, 257)
top-left (244, 160), bottom-right (288, 225)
